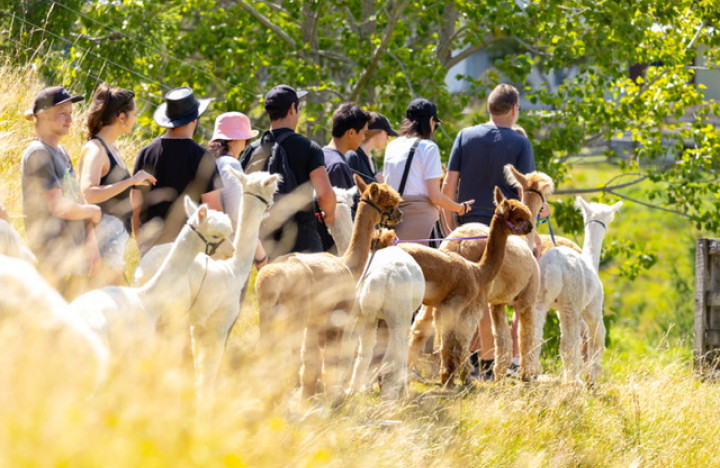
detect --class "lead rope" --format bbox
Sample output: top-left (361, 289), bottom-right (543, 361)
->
top-left (187, 255), bottom-right (209, 312)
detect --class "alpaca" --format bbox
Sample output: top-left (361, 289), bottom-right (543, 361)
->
top-left (401, 187), bottom-right (533, 386)
top-left (535, 197), bottom-right (622, 385)
top-left (348, 232), bottom-right (425, 398)
top-left (0, 219), bottom-right (36, 263)
top-left (410, 166), bottom-right (553, 381)
top-left (0, 255), bottom-right (108, 398)
top-left (255, 175), bottom-right (402, 400)
top-left (325, 186), bottom-right (356, 255)
top-left (69, 197), bottom-right (233, 360)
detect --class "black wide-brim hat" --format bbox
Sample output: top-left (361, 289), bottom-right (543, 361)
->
top-left (153, 87), bottom-right (215, 128)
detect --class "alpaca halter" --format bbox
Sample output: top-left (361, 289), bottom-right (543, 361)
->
top-left (495, 213), bottom-right (530, 234)
top-left (585, 219), bottom-right (607, 230)
top-left (188, 222), bottom-right (226, 256)
top-left (360, 198), bottom-right (395, 225)
top-left (524, 188), bottom-right (546, 204)
top-left (243, 192), bottom-right (270, 207)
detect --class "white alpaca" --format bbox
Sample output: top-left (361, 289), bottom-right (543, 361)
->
top-left (326, 186), bottom-right (356, 255)
top-left (134, 171), bottom-right (279, 399)
top-left (0, 255), bottom-right (108, 396)
top-left (0, 219), bottom-right (36, 263)
top-left (69, 197), bottom-right (233, 359)
top-left (535, 197), bottom-right (622, 385)
top-left (348, 238), bottom-right (425, 398)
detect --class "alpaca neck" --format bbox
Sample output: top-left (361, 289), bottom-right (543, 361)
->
top-left (329, 204), bottom-right (353, 255)
top-left (582, 221), bottom-right (607, 272)
top-left (521, 192), bottom-right (543, 251)
top-left (476, 215), bottom-right (511, 283)
top-left (139, 224), bottom-right (204, 313)
top-left (342, 202), bottom-right (380, 278)
top-left (231, 194), bottom-right (266, 276)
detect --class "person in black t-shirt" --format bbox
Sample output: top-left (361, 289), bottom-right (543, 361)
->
top-left (131, 87), bottom-right (222, 254)
top-left (242, 84), bottom-right (336, 259)
top-left (323, 103), bottom-right (370, 190)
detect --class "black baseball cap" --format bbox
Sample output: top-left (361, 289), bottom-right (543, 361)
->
top-left (368, 112), bottom-right (399, 137)
top-left (406, 98), bottom-right (442, 123)
top-left (31, 86), bottom-right (84, 114)
top-left (264, 84), bottom-right (308, 112)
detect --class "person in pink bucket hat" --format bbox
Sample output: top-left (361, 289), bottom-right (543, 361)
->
top-left (208, 111), bottom-right (267, 267)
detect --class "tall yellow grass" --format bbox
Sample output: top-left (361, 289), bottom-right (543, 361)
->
top-left (1, 63), bottom-right (717, 468)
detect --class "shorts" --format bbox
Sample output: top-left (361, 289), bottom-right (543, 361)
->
top-left (95, 214), bottom-right (130, 268)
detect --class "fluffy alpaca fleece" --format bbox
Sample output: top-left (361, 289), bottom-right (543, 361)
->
top-left (411, 167), bottom-right (553, 382)
top-left (0, 255), bottom-right (109, 401)
top-left (140, 170), bottom-right (279, 400)
top-left (255, 175), bottom-right (402, 400)
top-left (69, 198), bottom-right (233, 361)
top-left (535, 197), bottom-right (622, 385)
top-left (348, 233), bottom-right (425, 398)
top-left (0, 219), bottom-right (36, 263)
top-left (326, 186), bottom-right (356, 255)
top-left (401, 188), bottom-right (533, 386)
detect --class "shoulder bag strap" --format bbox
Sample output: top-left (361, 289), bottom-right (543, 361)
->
top-left (397, 138), bottom-right (422, 197)
top-left (90, 136), bottom-right (119, 169)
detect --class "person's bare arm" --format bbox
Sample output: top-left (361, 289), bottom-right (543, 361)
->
top-left (201, 189), bottom-right (223, 212)
top-left (427, 176), bottom-right (474, 216)
top-left (310, 166), bottom-right (336, 225)
top-left (0, 202), bottom-right (9, 223)
top-left (43, 187), bottom-right (101, 223)
top-left (441, 170), bottom-right (461, 232)
top-left (79, 142), bottom-right (156, 204)
top-left (130, 188), bottom-right (143, 238)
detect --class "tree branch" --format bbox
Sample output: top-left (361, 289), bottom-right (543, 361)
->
top-left (239, 0), bottom-right (297, 49)
top-left (606, 190), bottom-right (689, 217)
top-left (349, 0), bottom-right (412, 102)
top-left (445, 41), bottom-right (499, 70)
top-left (554, 174), bottom-right (650, 195)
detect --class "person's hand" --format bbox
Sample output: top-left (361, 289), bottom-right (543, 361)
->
top-left (131, 170), bottom-right (157, 187)
top-left (459, 199), bottom-right (475, 215)
top-left (539, 202), bottom-right (550, 218)
top-left (86, 204), bottom-right (102, 224)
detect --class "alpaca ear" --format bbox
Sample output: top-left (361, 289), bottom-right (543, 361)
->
top-left (504, 164), bottom-right (525, 189)
top-left (493, 186), bottom-right (505, 206)
top-left (368, 183), bottom-right (379, 198)
top-left (354, 173), bottom-right (368, 194)
top-left (196, 205), bottom-right (208, 223)
top-left (228, 167), bottom-right (247, 184)
top-left (575, 196), bottom-right (590, 213)
top-left (610, 201), bottom-right (623, 212)
top-left (265, 173), bottom-right (281, 187)
top-left (184, 195), bottom-right (198, 218)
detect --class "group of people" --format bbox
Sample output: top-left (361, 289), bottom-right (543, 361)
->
top-left (17, 81), bottom-right (536, 379)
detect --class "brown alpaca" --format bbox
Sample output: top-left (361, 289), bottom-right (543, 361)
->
top-left (400, 187), bottom-right (532, 386)
top-left (255, 174), bottom-right (402, 400)
top-left (409, 165), bottom-right (553, 382)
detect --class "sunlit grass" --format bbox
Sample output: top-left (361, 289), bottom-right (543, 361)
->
top-left (1, 62), bottom-right (717, 467)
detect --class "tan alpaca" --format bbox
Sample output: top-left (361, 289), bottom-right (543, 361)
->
top-left (409, 166), bottom-right (553, 382)
top-left (255, 175), bottom-right (402, 400)
top-left (400, 187), bottom-right (532, 386)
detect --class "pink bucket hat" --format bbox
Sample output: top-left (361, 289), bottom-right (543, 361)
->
top-left (210, 112), bottom-right (259, 141)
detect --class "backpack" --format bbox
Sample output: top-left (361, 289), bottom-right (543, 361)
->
top-left (239, 130), bottom-right (297, 195)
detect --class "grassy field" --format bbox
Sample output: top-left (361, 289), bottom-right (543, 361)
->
top-left (1, 64), bottom-right (718, 468)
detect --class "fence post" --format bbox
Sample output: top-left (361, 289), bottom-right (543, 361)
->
top-left (695, 238), bottom-right (720, 375)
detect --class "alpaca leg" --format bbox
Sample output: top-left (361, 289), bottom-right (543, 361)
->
top-left (348, 315), bottom-right (378, 394)
top-left (408, 305), bottom-right (434, 368)
top-left (381, 311), bottom-right (412, 399)
top-left (456, 308), bottom-right (480, 384)
top-left (514, 300), bottom-right (540, 381)
top-left (435, 305), bottom-right (459, 386)
top-left (190, 324), bottom-right (225, 404)
top-left (489, 304), bottom-right (511, 381)
top-left (300, 327), bottom-right (322, 400)
top-left (582, 301), bottom-right (606, 385)
top-left (557, 307), bottom-right (583, 385)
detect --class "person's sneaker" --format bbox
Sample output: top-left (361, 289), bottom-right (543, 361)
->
top-left (506, 362), bottom-right (521, 379)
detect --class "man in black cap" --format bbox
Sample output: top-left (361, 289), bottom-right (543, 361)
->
top-left (21, 86), bottom-right (102, 295)
top-left (241, 84), bottom-right (335, 258)
top-left (347, 111), bottom-right (398, 184)
top-left (131, 87), bottom-right (221, 253)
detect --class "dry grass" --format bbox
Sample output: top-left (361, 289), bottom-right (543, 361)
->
top-left (1, 63), bottom-right (717, 468)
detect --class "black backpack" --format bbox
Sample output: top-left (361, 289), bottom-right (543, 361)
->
top-left (239, 130), bottom-right (297, 195)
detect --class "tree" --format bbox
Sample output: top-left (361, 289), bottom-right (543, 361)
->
top-left (2, 0), bottom-right (720, 276)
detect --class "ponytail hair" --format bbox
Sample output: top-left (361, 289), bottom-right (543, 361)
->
top-left (86, 84), bottom-right (135, 139)
top-left (208, 139), bottom-right (230, 157)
